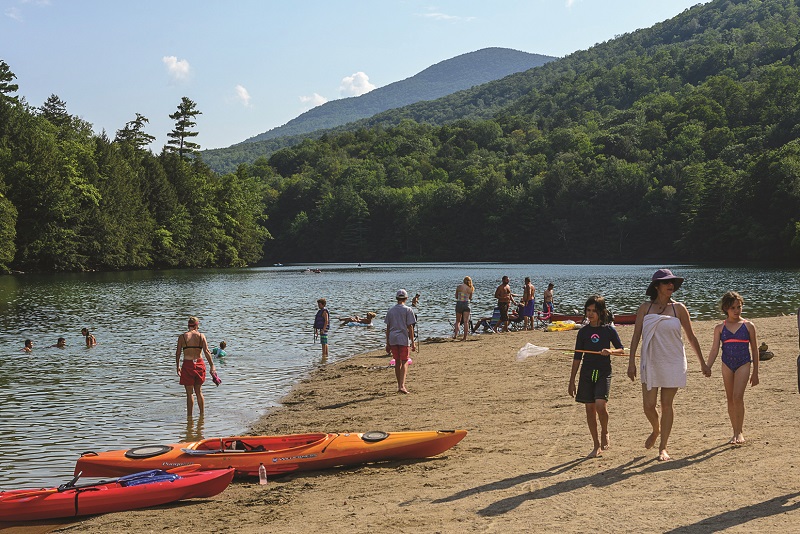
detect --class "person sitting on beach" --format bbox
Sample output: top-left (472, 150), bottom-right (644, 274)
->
top-left (81, 328), bottom-right (97, 347)
top-left (471, 312), bottom-right (498, 334)
top-left (51, 337), bottom-right (66, 348)
top-left (22, 339), bottom-right (33, 352)
top-left (339, 312), bottom-right (377, 325)
top-left (212, 340), bottom-right (227, 358)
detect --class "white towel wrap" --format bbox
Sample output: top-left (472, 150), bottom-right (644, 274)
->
top-left (641, 314), bottom-right (687, 390)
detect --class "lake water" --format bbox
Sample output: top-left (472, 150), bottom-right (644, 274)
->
top-left (1, 263), bottom-right (798, 489)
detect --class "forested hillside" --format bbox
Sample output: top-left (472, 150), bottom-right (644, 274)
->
top-left (0, 79), bottom-right (267, 272)
top-left (2, 0), bottom-right (800, 272)
top-left (201, 48), bottom-right (555, 174)
top-left (251, 0), bottom-right (800, 264)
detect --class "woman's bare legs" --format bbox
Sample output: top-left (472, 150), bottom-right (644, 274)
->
top-left (657, 387), bottom-right (678, 460)
top-left (641, 384), bottom-right (660, 450)
top-left (194, 384), bottom-right (205, 414)
top-left (453, 311), bottom-right (463, 339)
top-left (184, 385), bottom-right (195, 417)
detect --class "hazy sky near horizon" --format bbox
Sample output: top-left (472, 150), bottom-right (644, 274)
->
top-left (2, 0), bottom-right (706, 151)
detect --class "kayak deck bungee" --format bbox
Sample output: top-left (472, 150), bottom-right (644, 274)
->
top-left (0, 468), bottom-right (233, 522)
top-left (75, 430), bottom-right (467, 478)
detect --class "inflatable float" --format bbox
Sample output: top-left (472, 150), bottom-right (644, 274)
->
top-left (545, 320), bottom-right (580, 332)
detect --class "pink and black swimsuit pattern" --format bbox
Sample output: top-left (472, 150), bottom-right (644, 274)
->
top-left (720, 322), bottom-right (751, 372)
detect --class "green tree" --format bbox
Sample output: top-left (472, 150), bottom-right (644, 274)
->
top-left (38, 94), bottom-right (71, 129)
top-left (115, 113), bottom-right (155, 151)
top-left (166, 97), bottom-right (202, 158)
top-left (0, 190), bottom-right (17, 271)
top-left (0, 59), bottom-right (19, 102)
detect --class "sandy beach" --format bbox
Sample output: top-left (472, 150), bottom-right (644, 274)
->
top-left (4, 314), bottom-right (800, 534)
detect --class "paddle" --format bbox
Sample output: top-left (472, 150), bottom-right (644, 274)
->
top-left (516, 343), bottom-right (633, 361)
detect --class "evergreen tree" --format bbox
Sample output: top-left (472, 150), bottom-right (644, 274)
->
top-left (166, 97), bottom-right (201, 158)
top-left (0, 60), bottom-right (19, 102)
top-left (38, 94), bottom-right (71, 128)
top-left (115, 113), bottom-right (155, 151)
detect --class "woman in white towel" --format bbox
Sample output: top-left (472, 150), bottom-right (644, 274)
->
top-left (627, 269), bottom-right (709, 461)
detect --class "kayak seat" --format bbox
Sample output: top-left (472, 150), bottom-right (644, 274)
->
top-left (235, 441), bottom-right (266, 452)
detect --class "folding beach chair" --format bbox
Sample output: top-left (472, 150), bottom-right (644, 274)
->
top-left (470, 308), bottom-right (502, 334)
top-left (534, 309), bottom-right (552, 330)
top-left (508, 304), bottom-right (527, 331)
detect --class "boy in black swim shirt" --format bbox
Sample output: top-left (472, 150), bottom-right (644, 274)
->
top-left (568, 295), bottom-right (626, 458)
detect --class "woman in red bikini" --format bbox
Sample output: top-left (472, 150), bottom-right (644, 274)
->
top-left (175, 316), bottom-right (217, 417)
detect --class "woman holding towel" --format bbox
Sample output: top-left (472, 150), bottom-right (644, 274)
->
top-left (627, 269), bottom-right (709, 461)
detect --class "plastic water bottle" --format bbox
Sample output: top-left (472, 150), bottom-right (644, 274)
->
top-left (258, 463), bottom-right (268, 485)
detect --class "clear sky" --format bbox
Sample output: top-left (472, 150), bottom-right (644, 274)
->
top-left (2, 0), bottom-right (706, 151)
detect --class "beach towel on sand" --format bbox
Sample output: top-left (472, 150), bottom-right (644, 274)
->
top-left (641, 314), bottom-right (687, 390)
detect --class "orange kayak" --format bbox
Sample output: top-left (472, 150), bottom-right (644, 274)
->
top-left (0, 468), bottom-right (233, 521)
top-left (75, 430), bottom-right (467, 478)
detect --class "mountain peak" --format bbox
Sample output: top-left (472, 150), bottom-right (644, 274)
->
top-left (238, 47), bottom-right (556, 145)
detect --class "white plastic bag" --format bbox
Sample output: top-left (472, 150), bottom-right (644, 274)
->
top-left (516, 342), bottom-right (546, 361)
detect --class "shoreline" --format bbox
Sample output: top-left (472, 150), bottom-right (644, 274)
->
top-left (5, 314), bottom-right (800, 533)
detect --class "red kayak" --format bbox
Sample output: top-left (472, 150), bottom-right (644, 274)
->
top-left (0, 467), bottom-right (233, 522)
top-left (549, 313), bottom-right (637, 325)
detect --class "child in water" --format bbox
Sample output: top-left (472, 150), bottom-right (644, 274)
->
top-left (212, 341), bottom-right (227, 358)
top-left (314, 298), bottom-right (330, 359)
top-left (568, 295), bottom-right (626, 458)
top-left (81, 328), bottom-right (97, 347)
top-left (706, 291), bottom-right (759, 444)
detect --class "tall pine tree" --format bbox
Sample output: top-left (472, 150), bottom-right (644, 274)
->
top-left (165, 97), bottom-right (201, 158)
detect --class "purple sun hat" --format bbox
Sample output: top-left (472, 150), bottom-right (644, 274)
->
top-left (645, 269), bottom-right (684, 297)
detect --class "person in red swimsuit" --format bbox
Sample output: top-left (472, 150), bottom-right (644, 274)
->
top-left (175, 316), bottom-right (217, 417)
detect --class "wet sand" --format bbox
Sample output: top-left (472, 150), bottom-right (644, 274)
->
top-left (4, 315), bottom-right (800, 533)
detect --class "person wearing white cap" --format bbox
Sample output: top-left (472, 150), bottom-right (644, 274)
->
top-left (385, 289), bottom-right (417, 393)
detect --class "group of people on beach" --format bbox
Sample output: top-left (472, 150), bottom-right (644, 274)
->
top-left (451, 275), bottom-right (555, 339)
top-left (568, 268), bottom-right (759, 462)
top-left (21, 328), bottom-right (97, 352)
top-left (313, 291), bottom-right (420, 394)
top-left (179, 267), bottom-right (760, 465)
